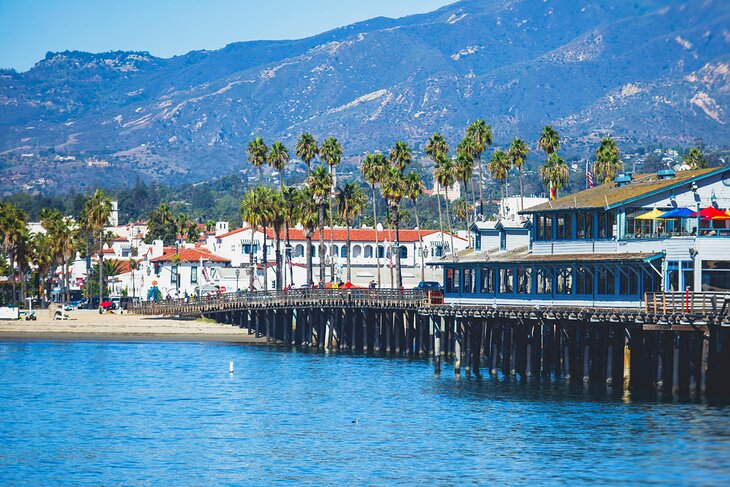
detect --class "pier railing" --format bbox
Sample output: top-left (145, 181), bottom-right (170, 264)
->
top-left (131, 288), bottom-right (429, 315)
top-left (645, 291), bottom-right (730, 315)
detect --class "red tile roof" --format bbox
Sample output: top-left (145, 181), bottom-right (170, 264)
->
top-left (150, 247), bottom-right (230, 263)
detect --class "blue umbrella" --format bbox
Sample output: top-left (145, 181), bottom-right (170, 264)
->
top-left (658, 208), bottom-right (697, 218)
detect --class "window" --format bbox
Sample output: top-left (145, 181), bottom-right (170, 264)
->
top-left (231, 245), bottom-right (236, 252)
top-left (556, 213), bottom-right (566, 240)
top-left (536, 215), bottom-right (545, 241)
top-left (480, 268), bottom-right (494, 294)
top-left (453, 269), bottom-right (461, 293)
top-left (576, 212), bottom-right (593, 239)
top-left (575, 266), bottom-right (594, 295)
top-left (598, 267), bottom-right (616, 295)
top-left (242, 243), bottom-right (259, 255)
top-left (544, 214), bottom-right (553, 241)
top-left (464, 269), bottom-right (473, 293)
top-left (378, 245), bottom-right (385, 259)
top-left (432, 244), bottom-right (444, 257)
top-left (598, 212), bottom-right (615, 239)
top-left (171, 265), bottom-right (178, 285)
top-left (701, 261), bottom-right (730, 291)
top-left (445, 268), bottom-right (454, 293)
top-left (683, 261), bottom-right (694, 291)
top-left (353, 245), bottom-right (362, 258)
top-left (295, 244), bottom-right (304, 257)
top-left (556, 267), bottom-right (573, 294)
top-left (666, 261), bottom-right (680, 291)
top-left (500, 230), bottom-right (507, 250)
top-left (400, 246), bottom-right (408, 259)
top-left (598, 212), bottom-right (607, 239)
top-left (619, 266), bottom-right (638, 295)
top-left (341, 246), bottom-right (347, 258)
top-left (517, 267), bottom-right (532, 294)
top-left (364, 245), bottom-right (373, 258)
top-left (499, 268), bottom-right (513, 294)
top-left (536, 268), bottom-right (552, 294)
top-left (191, 266), bottom-right (198, 284)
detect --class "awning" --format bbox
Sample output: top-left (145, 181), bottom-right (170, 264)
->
top-left (635, 208), bottom-right (664, 220)
top-left (658, 208), bottom-right (697, 218)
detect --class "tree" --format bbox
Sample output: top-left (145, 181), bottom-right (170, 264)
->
top-left (454, 138), bottom-right (475, 229)
top-left (306, 165), bottom-right (333, 285)
top-left (488, 149), bottom-right (512, 217)
top-left (129, 257), bottom-right (140, 299)
top-left (240, 190), bottom-right (263, 291)
top-left (295, 132), bottom-right (319, 172)
top-left (268, 141), bottom-right (289, 189)
top-left (269, 190), bottom-right (286, 290)
top-left (404, 171), bottom-right (427, 281)
top-left (361, 152), bottom-right (388, 287)
top-left (508, 137), bottom-right (530, 212)
top-left (247, 137), bottom-right (269, 183)
top-left (380, 165), bottom-right (407, 288)
top-left (41, 208), bottom-right (78, 304)
top-left (593, 137), bottom-right (623, 184)
top-left (539, 153), bottom-right (570, 199)
top-left (320, 137), bottom-right (343, 281)
top-left (30, 232), bottom-right (54, 306)
top-left (145, 203), bottom-right (176, 245)
top-left (684, 147), bottom-right (707, 170)
top-left (338, 182), bottom-right (367, 282)
top-left (425, 133), bottom-right (449, 252)
top-left (434, 154), bottom-right (456, 258)
top-left (538, 125), bottom-right (561, 155)
top-left (0, 203), bottom-right (28, 306)
top-left (83, 190), bottom-right (112, 307)
top-left (298, 187), bottom-right (319, 286)
top-left (466, 120), bottom-right (493, 216)
top-left (282, 187), bottom-right (301, 287)
top-left (254, 186), bottom-right (276, 291)
top-left (389, 141), bottom-right (412, 173)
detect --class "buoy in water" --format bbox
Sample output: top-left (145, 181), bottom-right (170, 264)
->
top-left (229, 361), bottom-right (234, 374)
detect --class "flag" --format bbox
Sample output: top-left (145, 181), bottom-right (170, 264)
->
top-left (586, 161), bottom-right (594, 188)
top-left (549, 180), bottom-right (556, 200)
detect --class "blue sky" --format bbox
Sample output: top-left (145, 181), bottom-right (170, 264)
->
top-left (0, 0), bottom-right (455, 71)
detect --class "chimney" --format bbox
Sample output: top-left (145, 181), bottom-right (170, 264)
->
top-left (215, 221), bottom-right (229, 236)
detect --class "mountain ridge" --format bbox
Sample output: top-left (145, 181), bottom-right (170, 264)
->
top-left (1, 0), bottom-right (728, 194)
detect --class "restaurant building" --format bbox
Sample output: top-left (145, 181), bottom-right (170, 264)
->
top-left (439, 166), bottom-right (730, 307)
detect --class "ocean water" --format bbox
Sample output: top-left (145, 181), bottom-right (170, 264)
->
top-left (1, 340), bottom-right (729, 486)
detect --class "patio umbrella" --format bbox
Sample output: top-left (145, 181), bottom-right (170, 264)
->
top-left (711, 213), bottom-right (730, 220)
top-left (698, 206), bottom-right (727, 219)
top-left (101, 300), bottom-right (113, 308)
top-left (635, 208), bottom-right (664, 220)
top-left (658, 208), bottom-right (697, 218)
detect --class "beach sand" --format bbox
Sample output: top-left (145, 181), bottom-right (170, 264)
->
top-left (0, 309), bottom-right (264, 343)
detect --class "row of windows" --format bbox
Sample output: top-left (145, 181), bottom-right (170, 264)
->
top-left (445, 264), bottom-right (658, 297)
top-left (534, 211), bottom-right (616, 241)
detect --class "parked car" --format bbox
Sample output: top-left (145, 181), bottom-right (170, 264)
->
top-left (415, 281), bottom-right (444, 304)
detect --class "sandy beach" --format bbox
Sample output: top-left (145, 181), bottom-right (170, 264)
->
top-left (0, 309), bottom-right (265, 343)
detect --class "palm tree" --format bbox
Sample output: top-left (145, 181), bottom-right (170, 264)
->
top-left (268, 141), bottom-right (289, 189)
top-left (489, 149), bottom-right (512, 217)
top-left (454, 139), bottom-right (475, 229)
top-left (83, 190), bottom-right (112, 308)
top-left (295, 132), bottom-right (319, 172)
top-left (539, 153), bottom-right (570, 199)
top-left (320, 137), bottom-right (343, 281)
top-left (434, 154), bottom-right (456, 259)
top-left (338, 182), bottom-right (367, 282)
top-left (306, 165), bottom-right (333, 285)
top-left (538, 125), bottom-right (561, 155)
top-left (30, 232), bottom-right (54, 307)
top-left (269, 190), bottom-right (286, 290)
top-left (255, 186), bottom-right (276, 291)
top-left (404, 171), bottom-right (426, 281)
top-left (247, 137), bottom-right (268, 183)
top-left (425, 133), bottom-right (449, 251)
top-left (298, 187), bottom-right (319, 286)
top-left (466, 120), bottom-right (493, 216)
top-left (508, 137), bottom-right (530, 212)
top-left (389, 141), bottom-right (412, 173)
top-left (282, 187), bottom-right (301, 287)
top-left (129, 257), bottom-right (140, 299)
top-left (684, 147), bottom-right (707, 170)
top-left (593, 137), bottom-right (623, 183)
top-left (361, 152), bottom-right (388, 287)
top-left (0, 203), bottom-right (28, 306)
top-left (240, 189), bottom-right (263, 291)
top-left (380, 165), bottom-right (407, 288)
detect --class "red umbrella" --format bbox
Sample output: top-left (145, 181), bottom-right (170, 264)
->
top-left (101, 300), bottom-right (113, 308)
top-left (699, 206), bottom-right (727, 219)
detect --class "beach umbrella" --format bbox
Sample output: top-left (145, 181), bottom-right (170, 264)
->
top-left (711, 213), bottom-right (730, 220)
top-left (101, 300), bottom-right (113, 308)
top-left (658, 208), bottom-right (697, 218)
top-left (635, 208), bottom-right (664, 220)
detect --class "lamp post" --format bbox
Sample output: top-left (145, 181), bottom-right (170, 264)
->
top-left (175, 242), bottom-right (180, 298)
top-left (235, 268), bottom-right (240, 292)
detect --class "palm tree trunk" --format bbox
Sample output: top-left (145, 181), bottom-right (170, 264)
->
top-left (371, 184), bottom-right (381, 288)
top-left (385, 204), bottom-right (394, 288)
top-left (519, 167), bottom-right (525, 214)
top-left (131, 269), bottom-right (135, 299)
top-left (9, 249), bottom-right (16, 306)
top-left (436, 192), bottom-right (445, 252)
top-left (274, 232), bottom-right (282, 291)
top-left (263, 225), bottom-right (268, 291)
top-left (346, 223), bottom-right (352, 283)
top-left (318, 206), bottom-right (325, 286)
top-left (413, 199), bottom-right (426, 282)
top-left (470, 177), bottom-right (477, 222)
top-left (305, 236), bottom-right (313, 286)
top-left (329, 166), bottom-right (335, 282)
top-left (477, 155), bottom-right (485, 216)
top-left (444, 189), bottom-right (456, 259)
top-left (393, 204), bottom-right (402, 289)
top-left (98, 233), bottom-right (104, 309)
top-left (286, 222), bottom-right (294, 287)
top-left (249, 244), bottom-right (255, 291)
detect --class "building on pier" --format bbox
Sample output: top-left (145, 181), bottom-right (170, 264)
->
top-left (438, 165), bottom-right (730, 307)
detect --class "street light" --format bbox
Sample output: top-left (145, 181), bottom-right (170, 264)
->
top-left (235, 268), bottom-right (240, 291)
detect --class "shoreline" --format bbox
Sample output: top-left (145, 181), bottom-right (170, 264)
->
top-left (0, 309), bottom-right (265, 344)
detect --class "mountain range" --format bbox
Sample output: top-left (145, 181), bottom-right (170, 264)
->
top-left (1, 0), bottom-right (728, 194)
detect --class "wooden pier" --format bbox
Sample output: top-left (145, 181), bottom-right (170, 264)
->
top-left (131, 289), bottom-right (730, 399)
